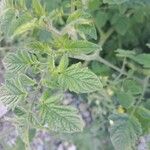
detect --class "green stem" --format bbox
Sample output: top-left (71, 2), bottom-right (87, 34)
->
top-left (114, 58), bottom-right (126, 82)
top-left (99, 28), bottom-right (114, 47)
top-left (69, 53), bottom-right (143, 83)
top-left (24, 127), bottom-right (31, 150)
top-left (69, 53), bottom-right (126, 74)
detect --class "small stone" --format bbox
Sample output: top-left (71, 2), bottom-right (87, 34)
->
top-left (0, 104), bottom-right (7, 118)
top-left (67, 144), bottom-right (76, 150)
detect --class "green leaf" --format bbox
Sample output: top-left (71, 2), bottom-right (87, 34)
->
top-left (14, 107), bottom-right (27, 116)
top-left (0, 79), bottom-right (27, 109)
top-left (136, 106), bottom-right (150, 121)
top-left (32, 0), bottom-right (45, 17)
top-left (116, 49), bottom-right (135, 58)
top-left (66, 10), bottom-right (96, 39)
top-left (134, 106), bottom-right (150, 133)
top-left (12, 18), bottom-right (37, 37)
top-left (12, 138), bottom-right (25, 150)
top-left (76, 24), bottom-right (97, 40)
top-left (95, 11), bottom-right (109, 28)
top-left (130, 54), bottom-right (150, 68)
top-left (9, 12), bottom-right (32, 36)
top-left (41, 92), bottom-right (63, 105)
top-left (0, 8), bottom-right (16, 36)
top-left (116, 91), bottom-right (134, 108)
top-left (3, 51), bottom-right (38, 73)
top-left (103, 0), bottom-right (128, 5)
top-left (29, 41), bottom-right (51, 54)
top-left (88, 0), bottom-right (102, 10)
top-left (58, 55), bottom-right (69, 72)
top-left (113, 16), bottom-right (129, 35)
top-left (40, 101), bottom-right (84, 133)
top-left (19, 73), bottom-right (36, 86)
top-left (91, 61), bottom-right (111, 76)
top-left (123, 79), bottom-right (142, 95)
top-left (104, 0), bottom-right (150, 5)
top-left (57, 38), bottom-right (101, 55)
top-left (58, 63), bottom-right (103, 93)
top-left (109, 114), bottom-right (142, 150)
top-left (67, 10), bottom-right (91, 23)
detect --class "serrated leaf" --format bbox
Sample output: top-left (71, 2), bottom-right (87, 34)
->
top-left (134, 106), bottom-right (150, 133)
top-left (95, 11), bottom-right (109, 28)
top-left (0, 79), bottom-right (27, 109)
top-left (76, 24), bottom-right (97, 40)
top-left (14, 107), bottom-right (27, 116)
top-left (48, 8), bottom-right (64, 24)
top-left (29, 41), bottom-right (51, 53)
top-left (103, 0), bottom-right (128, 5)
top-left (116, 91), bottom-right (134, 108)
top-left (136, 106), bottom-right (150, 121)
top-left (130, 54), bottom-right (150, 68)
top-left (66, 10), bottom-right (96, 39)
top-left (19, 73), bottom-right (36, 86)
top-left (0, 8), bottom-right (16, 36)
top-left (116, 49), bottom-right (135, 58)
top-left (91, 61), bottom-right (111, 76)
top-left (41, 92), bottom-right (63, 105)
top-left (67, 10), bottom-right (91, 23)
top-left (32, 0), bottom-right (45, 17)
top-left (58, 55), bottom-right (69, 72)
top-left (9, 12), bottom-right (32, 36)
top-left (123, 79), bottom-right (142, 95)
top-left (3, 51), bottom-right (38, 73)
top-left (41, 102), bottom-right (84, 133)
top-left (12, 18), bottom-right (37, 37)
top-left (113, 17), bottom-right (129, 35)
top-left (58, 39), bottom-right (101, 55)
top-left (109, 114), bottom-right (142, 150)
top-left (58, 63), bottom-right (103, 93)
top-left (104, 0), bottom-right (150, 5)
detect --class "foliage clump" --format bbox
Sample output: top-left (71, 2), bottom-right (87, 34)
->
top-left (0, 0), bottom-right (150, 149)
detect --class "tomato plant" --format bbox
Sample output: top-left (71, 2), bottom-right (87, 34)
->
top-left (0, 0), bottom-right (150, 150)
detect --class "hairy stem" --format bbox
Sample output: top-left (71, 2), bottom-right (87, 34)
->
top-left (69, 53), bottom-right (126, 74)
